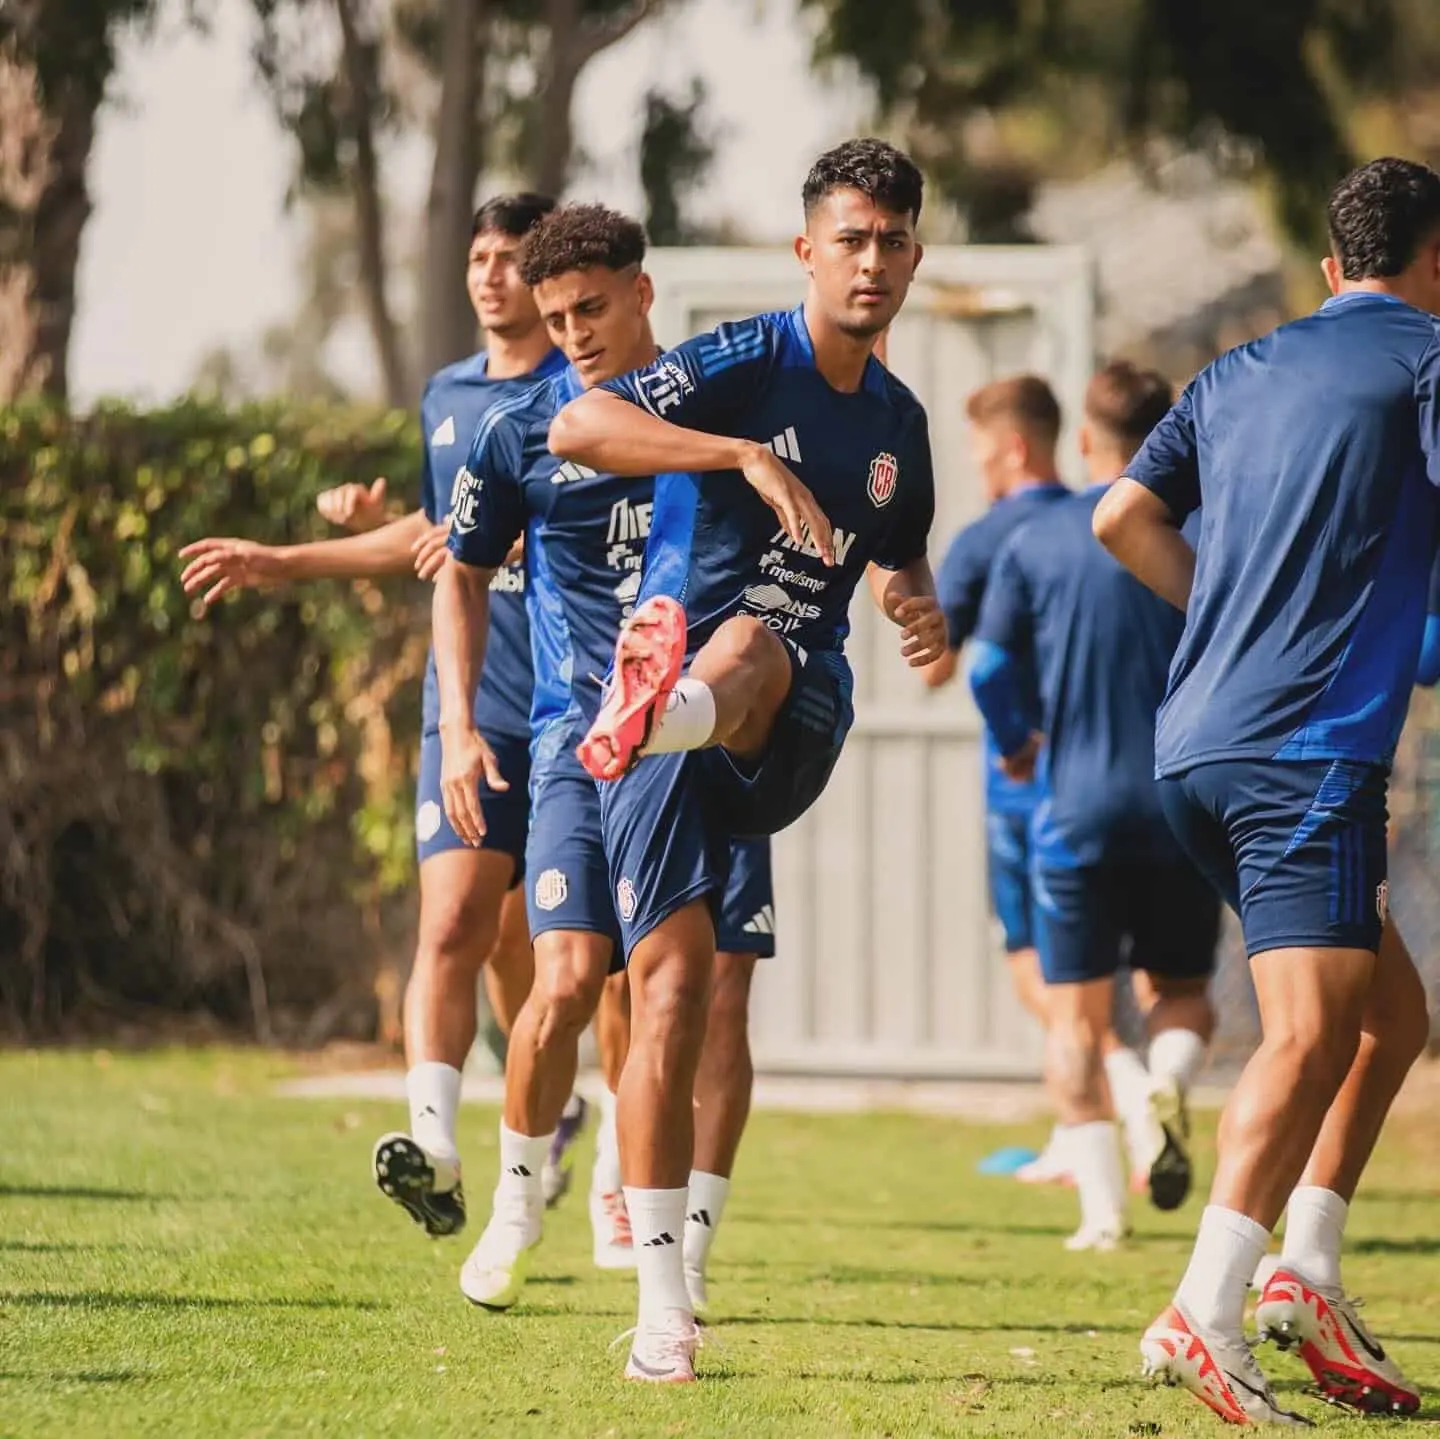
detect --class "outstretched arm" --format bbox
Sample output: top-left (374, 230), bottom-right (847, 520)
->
top-left (180, 508), bottom-right (435, 607)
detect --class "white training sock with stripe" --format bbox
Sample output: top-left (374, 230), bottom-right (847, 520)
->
top-left (639, 679), bottom-right (716, 756)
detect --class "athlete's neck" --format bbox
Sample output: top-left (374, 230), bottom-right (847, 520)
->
top-left (483, 326), bottom-right (553, 380)
top-left (586, 329), bottom-right (662, 391)
top-left (802, 296), bottom-right (878, 394)
top-left (1333, 276), bottom-right (1432, 311)
top-left (1006, 470), bottom-right (1060, 496)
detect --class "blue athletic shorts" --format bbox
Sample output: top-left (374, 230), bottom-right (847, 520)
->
top-left (415, 730), bottom-right (529, 884)
top-left (1159, 758), bottom-right (1389, 957)
top-left (1033, 857), bottom-right (1221, 985)
top-left (530, 751), bottom-right (777, 963)
top-left (987, 809), bottom-right (1036, 953)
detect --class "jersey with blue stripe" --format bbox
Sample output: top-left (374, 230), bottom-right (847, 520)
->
top-left (600, 308), bottom-right (935, 676)
top-left (936, 482), bottom-right (1069, 816)
top-left (974, 487), bottom-right (1187, 868)
top-left (419, 346), bottom-right (567, 740)
top-left (1126, 292), bottom-right (1440, 776)
top-left (444, 364), bottom-right (661, 762)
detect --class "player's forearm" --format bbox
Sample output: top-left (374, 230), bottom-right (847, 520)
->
top-left (276, 509), bottom-right (430, 581)
top-left (432, 561), bottom-right (493, 734)
top-left (967, 640), bottom-right (1033, 757)
top-left (1093, 479), bottom-right (1194, 611)
top-left (548, 389), bottom-right (753, 476)
top-left (921, 649), bottom-right (959, 690)
top-left (867, 557), bottom-right (936, 614)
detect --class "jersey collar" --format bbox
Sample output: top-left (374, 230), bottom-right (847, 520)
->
top-left (1320, 291), bottom-right (1415, 313)
top-left (788, 305), bottom-right (890, 398)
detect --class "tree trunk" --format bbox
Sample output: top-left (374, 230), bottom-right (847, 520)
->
top-left (0, 41), bottom-right (96, 403)
top-left (334, 0), bottom-right (411, 407)
top-left (533, 0), bottom-right (583, 199)
top-left (419, 0), bottom-right (486, 378)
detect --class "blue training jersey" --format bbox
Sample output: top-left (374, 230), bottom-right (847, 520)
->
top-left (600, 308), bottom-right (935, 672)
top-left (419, 347), bottom-right (567, 740)
top-left (444, 365), bottom-right (660, 763)
top-left (1126, 292), bottom-right (1440, 777)
top-left (936, 482), bottom-right (1070, 816)
top-left (975, 487), bottom-right (1187, 868)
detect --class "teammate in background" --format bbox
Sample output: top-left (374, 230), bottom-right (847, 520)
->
top-left (1096, 158), bottom-right (1434, 1422)
top-left (180, 193), bottom-right (568, 1240)
top-left (432, 204), bottom-right (773, 1336)
top-left (547, 139), bottom-right (944, 1381)
top-left (969, 361), bottom-right (1219, 1253)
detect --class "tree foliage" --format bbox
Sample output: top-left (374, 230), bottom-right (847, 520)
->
top-left (639, 78), bottom-right (715, 245)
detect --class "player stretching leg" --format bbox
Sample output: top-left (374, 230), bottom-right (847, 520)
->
top-left (181, 194), bottom-right (564, 1237)
top-left (551, 140), bottom-right (944, 1379)
top-left (1097, 158), bottom-right (1435, 1421)
top-left (431, 205), bottom-right (777, 1321)
top-left (968, 362), bottom-right (1220, 1252)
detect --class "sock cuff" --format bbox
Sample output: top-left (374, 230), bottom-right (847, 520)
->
top-left (1202, 1203), bottom-right (1271, 1247)
top-left (1288, 1185), bottom-right (1349, 1218)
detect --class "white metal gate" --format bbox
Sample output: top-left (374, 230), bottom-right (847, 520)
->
top-left (647, 245), bottom-right (1096, 1077)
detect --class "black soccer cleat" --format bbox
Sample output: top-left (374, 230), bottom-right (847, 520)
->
top-left (372, 1132), bottom-right (466, 1238)
top-left (1146, 1081), bottom-right (1193, 1213)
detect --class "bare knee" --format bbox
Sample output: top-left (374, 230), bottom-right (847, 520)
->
top-left (633, 952), bottom-right (712, 1048)
top-left (528, 937), bottom-right (608, 1038)
top-left (1263, 1021), bottom-right (1362, 1093)
top-left (416, 894), bottom-right (497, 982)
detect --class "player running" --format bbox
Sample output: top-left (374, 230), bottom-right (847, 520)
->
top-left (431, 203), bottom-right (773, 1331)
top-left (1096, 157), bottom-right (1434, 1422)
top-left (180, 193), bottom-right (566, 1239)
top-left (969, 361), bottom-right (1220, 1252)
top-left (547, 138), bottom-right (944, 1380)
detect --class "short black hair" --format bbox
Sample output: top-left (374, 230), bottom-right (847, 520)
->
top-left (518, 203), bottom-right (647, 287)
top-left (802, 138), bottom-right (924, 224)
top-left (1085, 361), bottom-right (1173, 451)
top-left (471, 192), bottom-right (556, 241)
top-left (1327, 158), bottom-right (1440, 281)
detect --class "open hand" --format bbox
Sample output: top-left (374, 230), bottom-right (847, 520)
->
top-left (178, 538), bottom-right (286, 607)
top-left (439, 726), bottom-right (509, 847)
top-left (892, 594), bottom-right (947, 667)
top-left (411, 517), bottom-right (453, 582)
top-left (738, 442), bottom-right (835, 564)
top-left (317, 477), bottom-right (388, 532)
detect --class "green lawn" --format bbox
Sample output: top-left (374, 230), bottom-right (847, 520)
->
top-left (2, 1049), bottom-right (1437, 1437)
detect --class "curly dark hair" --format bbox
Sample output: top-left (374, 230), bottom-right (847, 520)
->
top-left (518, 204), bottom-right (648, 287)
top-left (802, 138), bottom-right (924, 224)
top-left (1328, 158), bottom-right (1440, 281)
top-left (471, 192), bottom-right (555, 240)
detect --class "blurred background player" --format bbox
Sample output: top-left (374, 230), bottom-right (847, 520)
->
top-left (1098, 157), bottom-right (1435, 1422)
top-left (431, 204), bottom-right (772, 1336)
top-left (969, 360), bottom-right (1219, 1252)
top-left (550, 139), bottom-right (944, 1381)
top-left (926, 375), bottom-right (1161, 1189)
top-left (180, 192), bottom-right (565, 1240)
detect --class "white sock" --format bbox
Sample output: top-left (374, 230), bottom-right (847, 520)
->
top-left (683, 1170), bottom-right (731, 1274)
top-left (1176, 1205), bottom-right (1272, 1338)
top-left (592, 1089), bottom-right (621, 1197)
top-left (496, 1123), bottom-right (551, 1209)
top-left (639, 678), bottom-right (716, 756)
top-left (1148, 1027), bottom-right (1208, 1093)
top-left (625, 1186), bottom-right (693, 1322)
top-left (1280, 1186), bottom-right (1347, 1291)
top-left (1062, 1121), bottom-right (1127, 1233)
top-left (1104, 1045), bottom-right (1154, 1134)
top-left (407, 1061), bottom-right (462, 1163)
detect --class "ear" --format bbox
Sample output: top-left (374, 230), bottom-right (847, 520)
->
top-left (1077, 422), bottom-right (1094, 459)
top-left (794, 232), bottom-right (813, 274)
top-left (1321, 254), bottom-right (1343, 297)
top-left (635, 268), bottom-right (655, 318)
top-left (912, 239), bottom-right (925, 278)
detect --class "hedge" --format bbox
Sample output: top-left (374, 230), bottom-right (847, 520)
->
top-left (0, 398), bottom-right (430, 1039)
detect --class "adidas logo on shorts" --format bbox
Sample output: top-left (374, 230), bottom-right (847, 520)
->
top-left (535, 869), bottom-right (568, 912)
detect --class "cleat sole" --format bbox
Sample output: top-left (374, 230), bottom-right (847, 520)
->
top-left (372, 1133), bottom-right (465, 1238)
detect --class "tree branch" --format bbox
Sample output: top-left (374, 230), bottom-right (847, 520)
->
top-left (572, 0), bottom-right (662, 69)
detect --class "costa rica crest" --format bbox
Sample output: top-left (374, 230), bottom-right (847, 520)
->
top-left (868, 451), bottom-right (899, 507)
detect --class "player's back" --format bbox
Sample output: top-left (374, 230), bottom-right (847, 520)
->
top-left (1134, 294), bottom-right (1440, 776)
top-left (1002, 488), bottom-right (1185, 866)
top-left (419, 347), bottom-right (566, 740)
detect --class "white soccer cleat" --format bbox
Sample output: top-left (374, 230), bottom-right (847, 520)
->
top-left (590, 1188), bottom-right (637, 1271)
top-left (1256, 1265), bottom-right (1420, 1416)
top-left (1064, 1219), bottom-right (1128, 1253)
top-left (620, 1308), bottom-right (701, 1384)
top-left (458, 1197), bottom-right (542, 1311)
top-left (1141, 1301), bottom-right (1310, 1425)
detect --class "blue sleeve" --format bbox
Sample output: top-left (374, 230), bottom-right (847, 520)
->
top-left (447, 409), bottom-right (527, 570)
top-left (967, 642), bottom-right (1034, 757)
top-left (871, 404), bottom-right (936, 571)
top-left (600, 317), bottom-right (775, 432)
top-left (1125, 383), bottom-right (1201, 519)
top-left (935, 524), bottom-right (989, 650)
top-left (1416, 329), bottom-right (1440, 488)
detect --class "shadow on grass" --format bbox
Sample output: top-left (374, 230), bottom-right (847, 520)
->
top-left (712, 1314), bottom-right (1138, 1336)
top-left (0, 1291), bottom-right (382, 1312)
top-left (0, 1371), bottom-right (143, 1386)
top-left (0, 1184), bottom-right (168, 1202)
top-left (1350, 1235), bottom-right (1440, 1257)
top-left (733, 1213), bottom-right (1186, 1243)
top-left (0, 1241), bottom-right (133, 1255)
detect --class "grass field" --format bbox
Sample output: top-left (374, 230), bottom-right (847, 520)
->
top-left (2, 1049), bottom-right (1438, 1437)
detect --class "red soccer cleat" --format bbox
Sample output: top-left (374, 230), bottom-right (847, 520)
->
top-left (577, 595), bottom-right (687, 781)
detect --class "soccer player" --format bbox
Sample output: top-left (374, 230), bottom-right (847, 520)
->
top-left (969, 361), bottom-right (1220, 1253)
top-left (431, 203), bottom-right (774, 1333)
top-left (1095, 157), bottom-right (1434, 1421)
top-left (547, 138), bottom-right (944, 1379)
top-left (180, 193), bottom-right (565, 1238)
